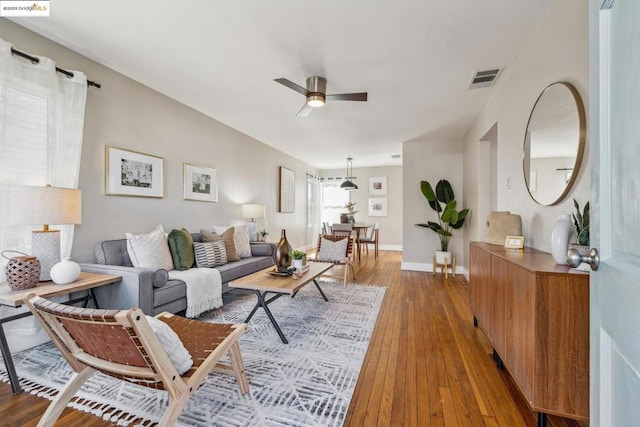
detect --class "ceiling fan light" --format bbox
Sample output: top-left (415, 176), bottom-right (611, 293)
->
top-left (307, 93), bottom-right (325, 108)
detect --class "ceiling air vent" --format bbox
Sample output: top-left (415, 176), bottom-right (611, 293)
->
top-left (468, 68), bottom-right (502, 89)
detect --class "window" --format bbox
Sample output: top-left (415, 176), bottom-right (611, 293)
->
top-left (321, 182), bottom-right (349, 226)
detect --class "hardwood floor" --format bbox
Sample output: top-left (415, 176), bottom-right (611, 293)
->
top-left (0, 250), bottom-right (587, 426)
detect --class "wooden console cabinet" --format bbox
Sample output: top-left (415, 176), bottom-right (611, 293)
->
top-left (469, 242), bottom-right (589, 423)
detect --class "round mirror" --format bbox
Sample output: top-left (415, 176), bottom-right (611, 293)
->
top-left (523, 82), bottom-right (586, 206)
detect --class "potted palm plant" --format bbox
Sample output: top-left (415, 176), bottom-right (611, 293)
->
top-left (416, 179), bottom-right (469, 264)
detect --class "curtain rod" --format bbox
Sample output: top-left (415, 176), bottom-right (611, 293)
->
top-left (11, 47), bottom-right (101, 88)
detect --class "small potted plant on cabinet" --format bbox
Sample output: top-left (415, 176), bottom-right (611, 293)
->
top-left (416, 179), bottom-right (469, 265)
top-left (290, 249), bottom-right (306, 269)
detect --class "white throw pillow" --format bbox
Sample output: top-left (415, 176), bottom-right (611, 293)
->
top-left (126, 225), bottom-right (174, 271)
top-left (213, 225), bottom-right (252, 258)
top-left (317, 237), bottom-right (348, 261)
top-left (145, 315), bottom-right (193, 375)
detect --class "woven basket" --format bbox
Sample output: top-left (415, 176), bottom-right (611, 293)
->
top-left (2, 251), bottom-right (40, 290)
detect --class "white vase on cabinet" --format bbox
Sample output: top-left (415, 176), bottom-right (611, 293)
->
top-left (551, 214), bottom-right (572, 264)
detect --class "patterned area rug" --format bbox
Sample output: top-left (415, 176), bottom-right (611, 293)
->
top-left (0, 279), bottom-right (386, 426)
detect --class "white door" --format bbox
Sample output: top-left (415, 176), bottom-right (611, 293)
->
top-left (591, 1), bottom-right (640, 425)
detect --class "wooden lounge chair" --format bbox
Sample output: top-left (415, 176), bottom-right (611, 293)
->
top-left (309, 234), bottom-right (356, 287)
top-left (24, 294), bottom-right (249, 427)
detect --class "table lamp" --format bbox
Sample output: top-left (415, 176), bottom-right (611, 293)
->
top-left (241, 203), bottom-right (265, 241)
top-left (9, 185), bottom-right (82, 281)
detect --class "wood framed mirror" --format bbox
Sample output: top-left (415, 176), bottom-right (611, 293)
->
top-left (523, 82), bottom-right (586, 206)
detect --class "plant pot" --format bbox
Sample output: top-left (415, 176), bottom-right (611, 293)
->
top-left (292, 258), bottom-right (304, 269)
top-left (435, 250), bottom-right (452, 265)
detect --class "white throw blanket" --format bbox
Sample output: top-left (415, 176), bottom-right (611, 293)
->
top-left (168, 268), bottom-right (223, 318)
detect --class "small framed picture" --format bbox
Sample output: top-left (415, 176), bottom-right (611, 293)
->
top-left (183, 163), bottom-right (218, 202)
top-left (504, 235), bottom-right (525, 249)
top-left (369, 176), bottom-right (387, 195)
top-left (106, 146), bottom-right (164, 198)
top-left (368, 198), bottom-right (387, 217)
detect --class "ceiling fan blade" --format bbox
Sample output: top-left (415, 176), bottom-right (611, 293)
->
top-left (296, 103), bottom-right (312, 117)
top-left (326, 92), bottom-right (368, 102)
top-left (274, 78), bottom-right (309, 96)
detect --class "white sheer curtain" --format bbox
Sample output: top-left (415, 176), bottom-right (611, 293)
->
top-left (0, 39), bottom-right (87, 351)
top-left (307, 175), bottom-right (322, 248)
top-left (0, 38), bottom-right (87, 272)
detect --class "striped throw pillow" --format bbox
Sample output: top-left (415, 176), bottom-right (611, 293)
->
top-left (193, 241), bottom-right (227, 268)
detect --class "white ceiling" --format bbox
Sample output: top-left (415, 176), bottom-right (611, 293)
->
top-left (12, 0), bottom-right (555, 169)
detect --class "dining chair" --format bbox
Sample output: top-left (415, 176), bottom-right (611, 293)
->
top-left (322, 222), bottom-right (333, 235)
top-left (331, 223), bottom-right (353, 237)
top-left (24, 293), bottom-right (249, 427)
top-left (359, 223), bottom-right (379, 258)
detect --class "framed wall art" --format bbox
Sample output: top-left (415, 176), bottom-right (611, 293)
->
top-left (183, 163), bottom-right (218, 202)
top-left (369, 176), bottom-right (387, 195)
top-left (106, 145), bottom-right (164, 198)
top-left (368, 197), bottom-right (387, 217)
top-left (279, 166), bottom-right (295, 213)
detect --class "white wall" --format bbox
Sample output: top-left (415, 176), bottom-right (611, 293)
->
top-left (320, 165), bottom-right (402, 249)
top-left (402, 138), bottom-right (465, 271)
top-left (0, 20), bottom-right (318, 262)
top-left (462, 0), bottom-right (589, 268)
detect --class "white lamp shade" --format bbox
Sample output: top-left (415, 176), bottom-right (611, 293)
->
top-left (9, 185), bottom-right (81, 226)
top-left (241, 204), bottom-right (265, 221)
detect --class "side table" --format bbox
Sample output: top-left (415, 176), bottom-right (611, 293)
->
top-left (0, 271), bottom-right (121, 394)
top-left (433, 255), bottom-right (456, 278)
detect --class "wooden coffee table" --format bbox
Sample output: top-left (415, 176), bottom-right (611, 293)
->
top-left (229, 262), bottom-right (334, 344)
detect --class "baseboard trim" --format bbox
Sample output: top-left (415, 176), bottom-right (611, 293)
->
top-left (401, 261), bottom-right (468, 276)
top-left (379, 244), bottom-right (402, 251)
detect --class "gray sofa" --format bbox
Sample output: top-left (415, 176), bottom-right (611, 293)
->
top-left (80, 232), bottom-right (276, 315)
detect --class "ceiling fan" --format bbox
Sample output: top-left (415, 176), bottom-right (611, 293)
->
top-left (274, 76), bottom-right (367, 117)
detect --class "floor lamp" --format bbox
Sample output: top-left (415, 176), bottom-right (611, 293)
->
top-left (241, 204), bottom-right (265, 242)
top-left (9, 185), bottom-right (82, 281)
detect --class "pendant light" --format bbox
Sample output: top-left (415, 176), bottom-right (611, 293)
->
top-left (340, 157), bottom-right (358, 190)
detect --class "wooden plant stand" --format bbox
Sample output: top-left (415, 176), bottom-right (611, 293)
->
top-left (433, 255), bottom-right (456, 278)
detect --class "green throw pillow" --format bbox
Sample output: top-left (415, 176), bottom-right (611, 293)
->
top-left (167, 228), bottom-right (195, 270)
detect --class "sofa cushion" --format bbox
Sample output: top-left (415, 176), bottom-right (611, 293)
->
top-left (212, 225), bottom-right (252, 258)
top-left (95, 239), bottom-right (133, 266)
top-left (201, 228), bottom-right (239, 262)
top-left (193, 241), bottom-right (227, 267)
top-left (215, 256), bottom-right (274, 284)
top-left (167, 228), bottom-right (195, 270)
top-left (126, 225), bottom-right (174, 271)
top-left (154, 279), bottom-right (187, 307)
